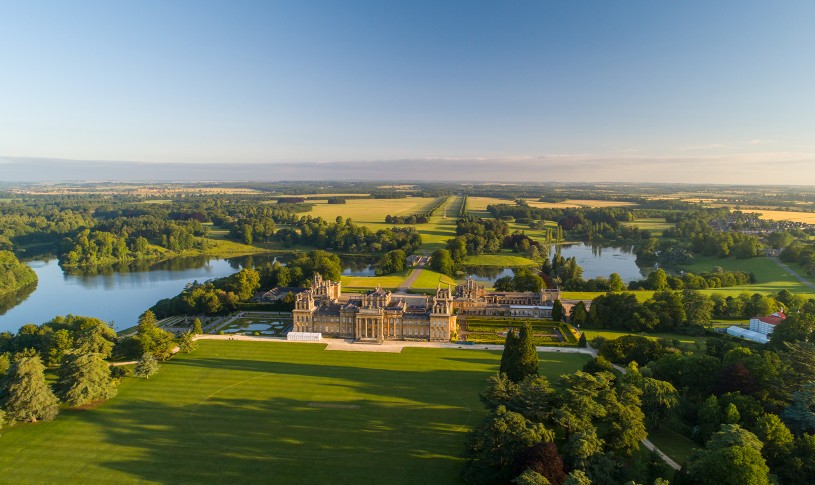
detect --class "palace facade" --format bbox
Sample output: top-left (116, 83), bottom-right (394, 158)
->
top-left (289, 274), bottom-right (561, 343)
top-left (291, 274), bottom-right (455, 342)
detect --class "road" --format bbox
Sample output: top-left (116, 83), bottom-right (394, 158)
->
top-left (770, 257), bottom-right (815, 291)
top-left (396, 258), bottom-right (426, 293)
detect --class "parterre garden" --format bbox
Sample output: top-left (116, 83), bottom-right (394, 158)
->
top-left (217, 314), bottom-right (292, 336)
top-left (461, 317), bottom-right (580, 346)
top-left (0, 340), bottom-right (590, 484)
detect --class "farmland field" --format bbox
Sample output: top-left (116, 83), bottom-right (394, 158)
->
top-left (0, 340), bottom-right (589, 484)
top-left (745, 209), bottom-right (815, 224)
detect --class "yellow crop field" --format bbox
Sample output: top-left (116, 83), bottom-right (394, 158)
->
top-left (524, 199), bottom-right (637, 208)
top-left (752, 210), bottom-right (815, 224)
top-left (307, 197), bottom-right (440, 229)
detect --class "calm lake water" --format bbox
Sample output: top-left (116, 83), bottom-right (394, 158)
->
top-left (0, 257), bottom-right (249, 333)
top-left (463, 243), bottom-right (645, 285)
top-left (558, 243), bottom-right (645, 282)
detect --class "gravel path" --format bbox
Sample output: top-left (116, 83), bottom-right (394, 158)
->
top-left (770, 257), bottom-right (815, 291)
top-left (396, 259), bottom-right (426, 293)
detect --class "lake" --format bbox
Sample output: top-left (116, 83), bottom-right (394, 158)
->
top-left (557, 243), bottom-right (645, 282)
top-left (462, 243), bottom-right (645, 285)
top-left (0, 257), bottom-right (249, 333)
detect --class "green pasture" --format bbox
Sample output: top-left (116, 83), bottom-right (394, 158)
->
top-left (0, 340), bottom-right (589, 484)
top-left (561, 291), bottom-right (655, 302)
top-left (411, 269), bottom-right (457, 289)
top-left (580, 329), bottom-right (708, 353)
top-left (621, 218), bottom-right (674, 234)
top-left (341, 269), bottom-right (410, 289)
top-left (680, 255), bottom-right (815, 298)
top-left (463, 253), bottom-right (537, 267)
top-left (646, 427), bottom-right (698, 464)
top-left (308, 197), bottom-right (441, 231)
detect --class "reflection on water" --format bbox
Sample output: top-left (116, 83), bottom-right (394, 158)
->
top-left (0, 282), bottom-right (38, 317)
top-left (462, 243), bottom-right (645, 286)
top-left (0, 253), bottom-right (383, 333)
top-left (0, 257), bottom-right (252, 333)
top-left (557, 243), bottom-right (644, 282)
top-left (462, 267), bottom-right (516, 284)
top-left (341, 257), bottom-right (377, 277)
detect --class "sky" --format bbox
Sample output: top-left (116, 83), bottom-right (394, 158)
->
top-left (1, 0), bottom-right (814, 184)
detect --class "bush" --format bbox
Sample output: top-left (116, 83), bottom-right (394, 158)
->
top-left (110, 366), bottom-right (132, 379)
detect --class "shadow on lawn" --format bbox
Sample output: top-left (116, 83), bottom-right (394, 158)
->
top-left (91, 357), bottom-right (484, 483)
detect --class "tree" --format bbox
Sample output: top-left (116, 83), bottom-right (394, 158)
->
top-left (132, 310), bottom-right (176, 360)
top-left (723, 402), bottom-right (741, 424)
top-left (134, 353), bottom-right (160, 379)
top-left (462, 405), bottom-right (555, 485)
top-left (513, 469), bottom-right (551, 485)
top-left (768, 313), bottom-right (815, 350)
top-left (178, 331), bottom-right (198, 353)
top-left (570, 301), bottom-right (588, 327)
top-left (512, 442), bottom-right (566, 485)
top-left (698, 395), bottom-right (722, 443)
top-left (608, 273), bottom-right (625, 292)
top-left (500, 328), bottom-right (519, 378)
top-left (638, 377), bottom-right (679, 430)
top-left (192, 317), bottom-right (203, 335)
top-left (56, 352), bottom-right (118, 407)
top-left (1, 354), bottom-right (59, 423)
top-left (751, 413), bottom-right (794, 470)
top-left (564, 426), bottom-right (604, 469)
top-left (551, 300), bottom-right (564, 322)
top-left (430, 249), bottom-right (455, 276)
top-left (501, 322), bottom-right (539, 383)
top-left (687, 425), bottom-right (770, 485)
top-left (646, 269), bottom-right (668, 291)
top-left (73, 318), bottom-right (117, 359)
top-left (782, 382), bottom-right (815, 435)
top-left (564, 470), bottom-right (591, 485)
top-left (577, 333), bottom-right (587, 348)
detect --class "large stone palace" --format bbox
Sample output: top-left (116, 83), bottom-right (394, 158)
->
top-left (290, 274), bottom-right (560, 343)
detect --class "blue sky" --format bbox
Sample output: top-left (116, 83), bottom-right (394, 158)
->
top-left (1, 1), bottom-right (814, 183)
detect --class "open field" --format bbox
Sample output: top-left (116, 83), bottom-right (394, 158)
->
top-left (463, 253), bottom-right (537, 267)
top-left (411, 269), bottom-right (457, 289)
top-left (680, 255), bottom-right (815, 298)
top-left (0, 340), bottom-right (589, 484)
top-left (621, 218), bottom-right (674, 233)
top-left (749, 209), bottom-right (815, 224)
top-left (341, 269), bottom-right (410, 289)
top-left (646, 427), bottom-right (698, 464)
top-left (341, 268), bottom-right (456, 290)
top-left (561, 291), bottom-right (656, 302)
top-left (305, 196), bottom-right (461, 255)
top-left (580, 328), bottom-right (708, 352)
top-left (308, 197), bottom-right (441, 229)
top-left (524, 199), bottom-right (638, 209)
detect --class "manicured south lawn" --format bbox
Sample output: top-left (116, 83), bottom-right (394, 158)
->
top-left (0, 340), bottom-right (589, 484)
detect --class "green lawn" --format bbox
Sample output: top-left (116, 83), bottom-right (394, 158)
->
top-left (561, 291), bottom-right (655, 302)
top-left (679, 255), bottom-right (815, 298)
top-left (463, 253), bottom-right (537, 267)
top-left (647, 427), bottom-right (698, 464)
top-left (0, 340), bottom-right (589, 484)
top-left (341, 269), bottom-right (410, 289)
top-left (411, 269), bottom-right (457, 289)
top-left (580, 329), bottom-right (707, 353)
